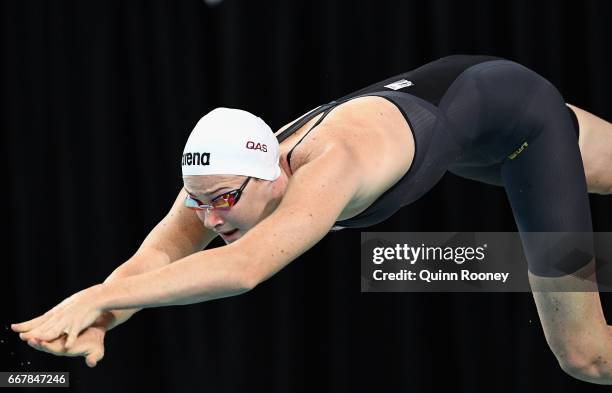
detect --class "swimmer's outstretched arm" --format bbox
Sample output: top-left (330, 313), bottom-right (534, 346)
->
top-left (13, 187), bottom-right (221, 366)
top-left (100, 145), bottom-right (360, 306)
top-left (14, 187), bottom-right (220, 338)
top-left (94, 187), bottom-right (221, 331)
top-left (529, 264), bottom-right (612, 384)
top-left (19, 145), bottom-right (362, 348)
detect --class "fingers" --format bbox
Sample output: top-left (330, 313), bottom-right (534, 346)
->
top-left (36, 325), bottom-right (69, 343)
top-left (36, 340), bottom-right (63, 355)
top-left (65, 329), bottom-right (78, 350)
top-left (20, 331), bottom-right (54, 342)
top-left (24, 322), bottom-right (88, 352)
top-left (26, 338), bottom-right (44, 351)
top-left (12, 295), bottom-right (76, 333)
top-left (11, 313), bottom-right (52, 333)
top-left (23, 327), bottom-right (106, 368)
top-left (20, 314), bottom-right (67, 343)
top-left (19, 327), bottom-right (57, 341)
top-left (19, 333), bottom-right (36, 344)
top-left (62, 312), bottom-right (103, 350)
top-left (28, 338), bottom-right (67, 356)
top-left (85, 348), bottom-right (104, 368)
top-left (16, 295), bottom-right (102, 348)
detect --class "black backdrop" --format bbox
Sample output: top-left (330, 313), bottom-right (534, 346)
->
top-left (2, 0), bottom-right (612, 392)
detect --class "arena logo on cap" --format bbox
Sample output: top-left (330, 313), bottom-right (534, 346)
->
top-left (182, 152), bottom-right (210, 166)
top-left (246, 141), bottom-right (267, 152)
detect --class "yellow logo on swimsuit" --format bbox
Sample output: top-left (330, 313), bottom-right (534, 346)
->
top-left (508, 141), bottom-right (529, 160)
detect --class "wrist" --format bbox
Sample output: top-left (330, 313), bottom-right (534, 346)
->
top-left (93, 282), bottom-right (113, 311)
top-left (92, 310), bottom-right (117, 332)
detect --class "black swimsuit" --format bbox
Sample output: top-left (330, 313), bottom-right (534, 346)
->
top-left (276, 55), bottom-right (592, 277)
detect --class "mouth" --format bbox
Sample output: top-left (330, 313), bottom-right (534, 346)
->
top-left (220, 229), bottom-right (239, 237)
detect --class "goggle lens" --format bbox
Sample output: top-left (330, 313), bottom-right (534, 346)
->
top-left (185, 191), bottom-right (238, 211)
top-left (184, 177), bottom-right (249, 211)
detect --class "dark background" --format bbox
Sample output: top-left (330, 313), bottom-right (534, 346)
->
top-left (2, 0), bottom-right (612, 392)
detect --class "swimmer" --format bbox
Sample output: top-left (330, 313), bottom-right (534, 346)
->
top-left (11, 55), bottom-right (612, 383)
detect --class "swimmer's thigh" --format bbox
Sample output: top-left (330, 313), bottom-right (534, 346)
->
top-left (500, 92), bottom-right (594, 277)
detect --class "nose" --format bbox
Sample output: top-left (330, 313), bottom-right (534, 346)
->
top-left (201, 208), bottom-right (225, 229)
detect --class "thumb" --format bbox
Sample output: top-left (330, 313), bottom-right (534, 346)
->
top-left (85, 348), bottom-right (104, 368)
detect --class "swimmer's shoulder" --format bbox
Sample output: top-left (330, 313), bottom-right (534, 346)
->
top-left (277, 96), bottom-right (413, 165)
top-left (276, 97), bottom-right (416, 217)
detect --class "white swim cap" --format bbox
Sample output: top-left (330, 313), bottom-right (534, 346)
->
top-left (181, 107), bottom-right (281, 180)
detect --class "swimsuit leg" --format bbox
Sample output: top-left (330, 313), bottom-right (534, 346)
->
top-left (498, 68), bottom-right (594, 277)
top-left (440, 59), bottom-right (594, 277)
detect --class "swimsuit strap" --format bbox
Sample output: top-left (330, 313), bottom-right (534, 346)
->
top-left (282, 101), bottom-right (339, 174)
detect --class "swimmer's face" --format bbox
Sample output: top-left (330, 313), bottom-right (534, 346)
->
top-left (183, 173), bottom-right (288, 244)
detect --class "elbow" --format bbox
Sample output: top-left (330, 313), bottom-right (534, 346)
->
top-left (236, 254), bottom-right (269, 292)
top-left (235, 265), bottom-right (260, 293)
top-left (558, 357), bottom-right (612, 384)
top-left (240, 272), bottom-right (260, 292)
top-left (222, 270), bottom-right (256, 295)
top-left (555, 346), bottom-right (612, 384)
top-left (222, 248), bottom-right (261, 294)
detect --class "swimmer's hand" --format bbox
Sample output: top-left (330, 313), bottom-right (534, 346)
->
top-left (24, 325), bottom-right (106, 368)
top-left (12, 284), bottom-right (106, 349)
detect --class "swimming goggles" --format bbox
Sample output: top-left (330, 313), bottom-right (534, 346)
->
top-left (184, 177), bottom-right (251, 211)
